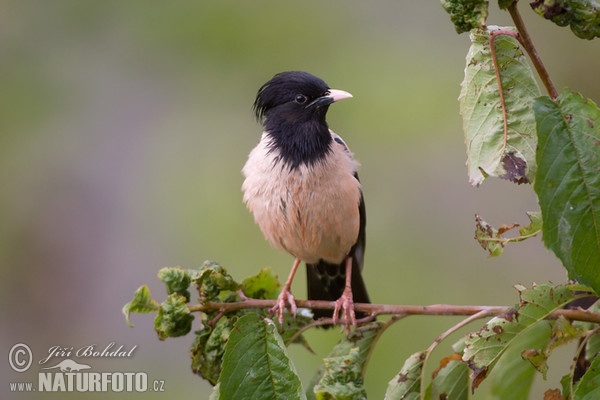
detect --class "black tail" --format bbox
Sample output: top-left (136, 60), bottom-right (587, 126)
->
top-left (306, 257), bottom-right (370, 321)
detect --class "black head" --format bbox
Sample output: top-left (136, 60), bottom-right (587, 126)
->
top-left (253, 71), bottom-right (352, 168)
top-left (253, 71), bottom-right (331, 122)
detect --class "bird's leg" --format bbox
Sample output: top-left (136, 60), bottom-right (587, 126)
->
top-left (270, 257), bottom-right (301, 325)
top-left (333, 257), bottom-right (356, 332)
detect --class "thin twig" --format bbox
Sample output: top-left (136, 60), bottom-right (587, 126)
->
top-left (507, 2), bottom-right (559, 99)
top-left (188, 300), bottom-right (600, 324)
top-left (420, 310), bottom-right (493, 399)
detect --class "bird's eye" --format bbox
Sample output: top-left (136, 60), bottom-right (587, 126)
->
top-left (294, 94), bottom-right (308, 104)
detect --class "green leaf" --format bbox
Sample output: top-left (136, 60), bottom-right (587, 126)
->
top-left (533, 90), bottom-right (600, 293)
top-left (546, 316), bottom-right (585, 355)
top-left (311, 322), bottom-right (383, 400)
top-left (474, 214), bottom-right (514, 256)
top-left (440, 0), bottom-right (489, 34)
top-left (519, 211), bottom-right (543, 237)
top-left (462, 283), bottom-right (593, 390)
top-left (122, 285), bottom-right (160, 327)
top-left (158, 266), bottom-right (192, 302)
top-left (586, 331), bottom-right (600, 363)
top-left (209, 383), bottom-right (220, 400)
top-left (531, 0), bottom-right (600, 40)
top-left (563, 300), bottom-right (600, 396)
top-left (241, 267), bottom-right (280, 299)
top-left (474, 213), bottom-right (541, 256)
top-left (581, 301), bottom-right (600, 362)
top-left (191, 315), bottom-right (234, 385)
top-left (574, 355), bottom-right (600, 399)
top-left (459, 26), bottom-right (541, 186)
top-left (384, 351), bottom-right (426, 400)
top-left (498, 0), bottom-right (516, 9)
top-left (428, 355), bottom-right (470, 400)
top-left (219, 314), bottom-right (305, 400)
top-left (485, 321), bottom-right (551, 400)
top-left (193, 261), bottom-right (240, 301)
top-left (154, 293), bottom-right (194, 340)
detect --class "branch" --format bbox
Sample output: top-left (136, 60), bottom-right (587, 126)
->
top-left (188, 299), bottom-right (600, 324)
top-left (507, 2), bottom-right (559, 99)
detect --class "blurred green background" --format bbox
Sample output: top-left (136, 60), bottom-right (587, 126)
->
top-left (2, 1), bottom-right (599, 399)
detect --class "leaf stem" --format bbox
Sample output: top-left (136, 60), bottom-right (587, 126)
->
top-left (480, 228), bottom-right (541, 243)
top-left (507, 2), bottom-right (558, 99)
top-left (489, 28), bottom-right (520, 157)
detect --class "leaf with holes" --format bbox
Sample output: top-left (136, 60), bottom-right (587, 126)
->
top-left (484, 321), bottom-right (551, 399)
top-left (462, 283), bottom-right (594, 391)
top-left (384, 350), bottom-right (426, 400)
top-left (459, 26), bottom-right (540, 186)
top-left (427, 354), bottom-right (469, 400)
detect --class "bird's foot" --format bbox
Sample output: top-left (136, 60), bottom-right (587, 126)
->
top-left (333, 287), bottom-right (356, 333)
top-left (270, 289), bottom-right (297, 325)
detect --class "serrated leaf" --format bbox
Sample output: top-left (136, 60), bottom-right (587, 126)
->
top-left (158, 266), bottom-right (192, 302)
top-left (384, 351), bottom-right (426, 400)
top-left (154, 293), bottom-right (194, 340)
top-left (440, 0), bottom-right (489, 34)
top-left (574, 355), bottom-right (600, 399)
top-left (428, 354), bottom-right (469, 400)
top-left (219, 314), bottom-right (305, 400)
top-left (122, 285), bottom-right (160, 327)
top-left (311, 322), bottom-right (383, 400)
top-left (463, 283), bottom-right (593, 390)
top-left (531, 0), bottom-right (600, 40)
top-left (460, 26), bottom-right (540, 186)
top-left (533, 90), bottom-right (600, 294)
top-left (241, 267), bottom-right (280, 299)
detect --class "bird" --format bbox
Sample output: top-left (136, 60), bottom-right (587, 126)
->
top-left (242, 71), bottom-right (370, 329)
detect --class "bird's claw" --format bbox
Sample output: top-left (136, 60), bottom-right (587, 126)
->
top-left (333, 288), bottom-right (356, 333)
top-left (270, 289), bottom-right (297, 325)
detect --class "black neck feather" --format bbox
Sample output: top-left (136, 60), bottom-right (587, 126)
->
top-left (265, 117), bottom-right (332, 169)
